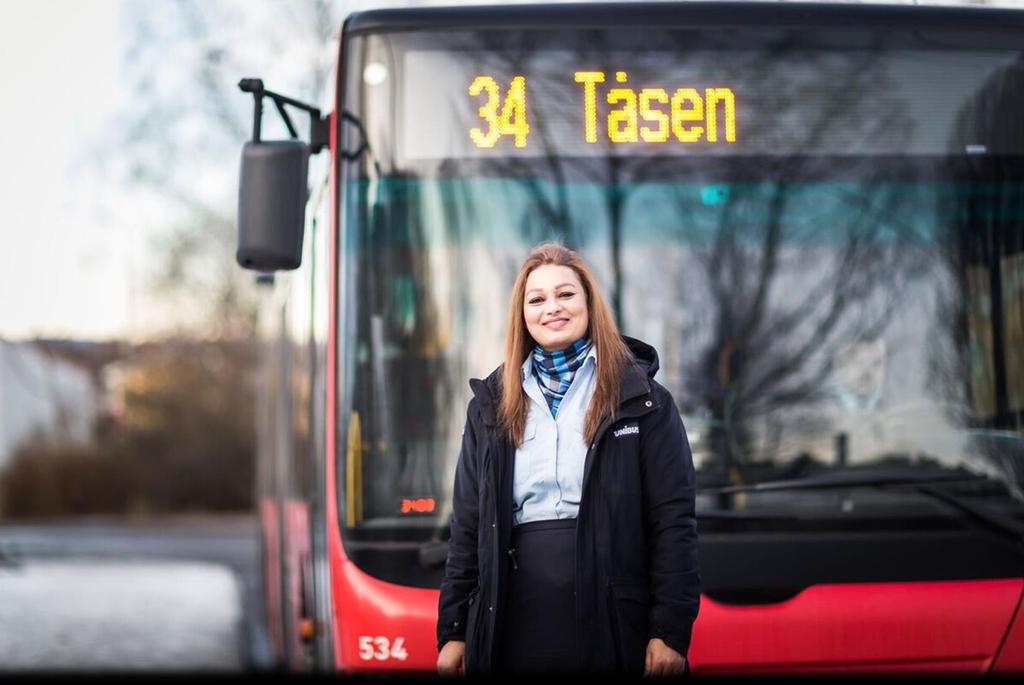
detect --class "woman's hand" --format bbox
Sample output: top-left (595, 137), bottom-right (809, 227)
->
top-left (437, 640), bottom-right (466, 677)
top-left (644, 638), bottom-right (686, 677)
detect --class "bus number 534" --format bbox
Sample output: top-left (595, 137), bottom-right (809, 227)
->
top-left (358, 636), bottom-right (409, 662)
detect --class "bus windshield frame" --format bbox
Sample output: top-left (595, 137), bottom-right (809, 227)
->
top-left (333, 5), bottom-right (1024, 588)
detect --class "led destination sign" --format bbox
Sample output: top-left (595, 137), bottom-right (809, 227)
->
top-left (468, 72), bottom-right (736, 149)
top-left (399, 49), bottom-right (1022, 161)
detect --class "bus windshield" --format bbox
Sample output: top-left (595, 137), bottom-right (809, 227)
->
top-left (337, 25), bottom-right (1024, 587)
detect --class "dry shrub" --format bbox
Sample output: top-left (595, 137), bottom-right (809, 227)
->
top-left (0, 442), bottom-right (139, 518)
top-left (0, 338), bottom-right (257, 519)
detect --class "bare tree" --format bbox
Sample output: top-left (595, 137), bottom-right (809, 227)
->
top-left (114, 0), bottom-right (347, 339)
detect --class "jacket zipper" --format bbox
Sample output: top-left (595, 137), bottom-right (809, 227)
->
top-left (573, 395), bottom-right (659, 624)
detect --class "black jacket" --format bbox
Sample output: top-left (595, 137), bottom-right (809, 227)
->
top-left (436, 336), bottom-right (700, 673)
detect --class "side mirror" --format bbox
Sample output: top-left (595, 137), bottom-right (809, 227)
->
top-left (236, 78), bottom-right (329, 272)
top-left (236, 140), bottom-right (309, 271)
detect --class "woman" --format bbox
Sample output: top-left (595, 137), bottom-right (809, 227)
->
top-left (436, 243), bottom-right (700, 676)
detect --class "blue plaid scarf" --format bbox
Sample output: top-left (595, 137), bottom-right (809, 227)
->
top-left (531, 336), bottom-right (593, 417)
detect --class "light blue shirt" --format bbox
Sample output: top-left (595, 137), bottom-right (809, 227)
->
top-left (513, 345), bottom-right (598, 526)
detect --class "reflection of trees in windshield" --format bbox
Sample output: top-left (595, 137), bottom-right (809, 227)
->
top-left (682, 174), bottom-right (932, 487)
top-left (348, 31), bottom-right (1024, 535)
top-left (448, 35), bottom-right (956, 494)
top-left (638, 46), bottom-right (928, 489)
top-left (499, 40), bottom-right (913, 485)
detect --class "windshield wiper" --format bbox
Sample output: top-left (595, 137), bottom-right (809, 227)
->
top-left (705, 468), bottom-right (989, 495)
top-left (705, 468), bottom-right (1024, 546)
top-left (696, 510), bottom-right (800, 520)
top-left (911, 483), bottom-right (1024, 549)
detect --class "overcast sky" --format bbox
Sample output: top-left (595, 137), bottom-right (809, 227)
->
top-left (0, 0), bottom-right (133, 341)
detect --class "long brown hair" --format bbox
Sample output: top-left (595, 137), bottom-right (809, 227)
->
top-left (499, 242), bottom-right (633, 446)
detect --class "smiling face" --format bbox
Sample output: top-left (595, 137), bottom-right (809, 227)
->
top-left (523, 264), bottom-right (590, 352)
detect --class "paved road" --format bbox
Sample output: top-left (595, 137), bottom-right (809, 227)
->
top-left (0, 514), bottom-right (273, 673)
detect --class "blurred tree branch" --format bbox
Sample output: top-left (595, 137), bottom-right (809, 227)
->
top-left (115, 0), bottom-right (347, 339)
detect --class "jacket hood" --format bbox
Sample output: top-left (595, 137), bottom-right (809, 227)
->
top-left (622, 335), bottom-right (659, 380)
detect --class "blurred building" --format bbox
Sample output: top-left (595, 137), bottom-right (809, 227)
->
top-left (0, 340), bottom-right (98, 467)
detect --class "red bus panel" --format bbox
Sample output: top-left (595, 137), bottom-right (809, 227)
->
top-left (691, 579), bottom-right (1023, 675)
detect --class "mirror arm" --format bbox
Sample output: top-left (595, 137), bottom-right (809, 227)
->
top-left (273, 98), bottom-right (300, 139)
top-left (239, 77), bottom-right (329, 154)
top-left (339, 111), bottom-right (367, 161)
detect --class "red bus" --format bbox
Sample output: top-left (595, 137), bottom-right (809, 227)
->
top-left (235, 1), bottom-right (1024, 675)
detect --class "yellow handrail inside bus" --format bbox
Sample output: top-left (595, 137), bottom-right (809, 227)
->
top-left (346, 410), bottom-right (364, 527)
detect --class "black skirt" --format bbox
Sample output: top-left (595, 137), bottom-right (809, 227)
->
top-left (498, 518), bottom-right (579, 674)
